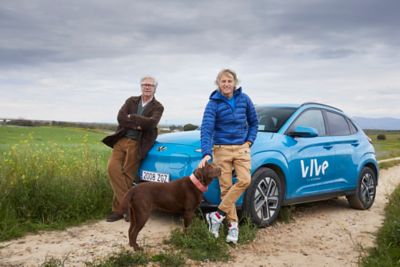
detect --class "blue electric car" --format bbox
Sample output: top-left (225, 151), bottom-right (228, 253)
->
top-left (138, 102), bottom-right (379, 227)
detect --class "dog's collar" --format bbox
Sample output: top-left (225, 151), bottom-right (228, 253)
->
top-left (190, 174), bottom-right (208, 193)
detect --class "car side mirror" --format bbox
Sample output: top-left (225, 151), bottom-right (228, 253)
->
top-left (288, 126), bottom-right (318, 138)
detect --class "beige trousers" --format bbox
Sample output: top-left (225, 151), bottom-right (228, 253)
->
top-left (107, 137), bottom-right (140, 213)
top-left (213, 143), bottom-right (251, 222)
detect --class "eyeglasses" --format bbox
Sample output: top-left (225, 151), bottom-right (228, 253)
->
top-left (141, 83), bottom-right (155, 87)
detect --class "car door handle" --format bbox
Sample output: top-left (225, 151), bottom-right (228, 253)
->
top-left (351, 142), bottom-right (360, 147)
top-left (323, 144), bottom-right (333, 150)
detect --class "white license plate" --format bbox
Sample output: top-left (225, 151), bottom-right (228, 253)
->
top-left (141, 170), bottom-right (170, 183)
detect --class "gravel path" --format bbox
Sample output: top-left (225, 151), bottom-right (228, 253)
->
top-left (1, 165), bottom-right (399, 267)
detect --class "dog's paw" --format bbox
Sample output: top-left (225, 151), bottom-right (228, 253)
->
top-left (133, 245), bottom-right (143, 251)
top-left (130, 242), bottom-right (142, 251)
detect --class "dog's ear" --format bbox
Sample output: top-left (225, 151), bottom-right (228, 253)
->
top-left (194, 167), bottom-right (201, 179)
top-left (204, 160), bottom-right (210, 168)
top-left (196, 167), bottom-right (206, 184)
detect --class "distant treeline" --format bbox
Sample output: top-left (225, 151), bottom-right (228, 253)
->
top-left (364, 129), bottom-right (400, 134)
top-left (1, 119), bottom-right (199, 132)
top-left (1, 119), bottom-right (118, 131)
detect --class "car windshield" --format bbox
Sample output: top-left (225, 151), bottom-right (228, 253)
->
top-left (256, 106), bottom-right (297, 133)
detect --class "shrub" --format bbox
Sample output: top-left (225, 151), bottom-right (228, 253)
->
top-left (183, 124), bottom-right (198, 131)
top-left (377, 134), bottom-right (386, 140)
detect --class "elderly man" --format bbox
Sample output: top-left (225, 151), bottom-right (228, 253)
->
top-left (102, 76), bottom-right (164, 222)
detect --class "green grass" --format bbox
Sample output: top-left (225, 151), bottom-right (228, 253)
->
top-left (40, 249), bottom-right (185, 267)
top-left (86, 249), bottom-right (150, 267)
top-left (361, 185), bottom-right (400, 266)
top-left (167, 215), bottom-right (257, 262)
top-left (236, 217), bottom-right (258, 244)
top-left (278, 206), bottom-right (296, 223)
top-left (167, 216), bottom-right (230, 262)
top-left (379, 159), bottom-right (400, 170)
top-left (365, 130), bottom-right (400, 160)
top-left (0, 125), bottom-right (112, 241)
top-left (149, 252), bottom-right (186, 267)
top-left (40, 257), bottom-right (66, 267)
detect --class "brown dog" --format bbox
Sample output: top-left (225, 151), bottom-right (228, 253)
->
top-left (120, 161), bottom-right (221, 250)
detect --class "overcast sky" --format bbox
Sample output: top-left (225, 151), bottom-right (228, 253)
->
top-left (1, 0), bottom-right (399, 125)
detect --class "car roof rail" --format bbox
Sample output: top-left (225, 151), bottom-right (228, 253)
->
top-left (300, 102), bottom-right (343, 112)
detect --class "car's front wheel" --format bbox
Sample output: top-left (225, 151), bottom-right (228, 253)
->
top-left (346, 167), bottom-right (376, 210)
top-left (243, 167), bottom-right (283, 227)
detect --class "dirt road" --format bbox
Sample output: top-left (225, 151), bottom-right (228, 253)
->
top-left (1, 165), bottom-right (399, 267)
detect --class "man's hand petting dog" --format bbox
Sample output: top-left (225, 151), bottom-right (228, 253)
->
top-left (120, 161), bottom-right (221, 251)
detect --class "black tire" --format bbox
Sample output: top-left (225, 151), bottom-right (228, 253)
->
top-left (243, 167), bottom-right (283, 227)
top-left (346, 167), bottom-right (376, 210)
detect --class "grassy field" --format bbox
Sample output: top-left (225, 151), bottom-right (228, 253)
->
top-left (0, 125), bottom-right (112, 241)
top-left (365, 130), bottom-right (400, 160)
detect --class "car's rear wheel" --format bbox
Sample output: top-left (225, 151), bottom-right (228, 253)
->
top-left (346, 167), bottom-right (376, 210)
top-left (243, 167), bottom-right (283, 227)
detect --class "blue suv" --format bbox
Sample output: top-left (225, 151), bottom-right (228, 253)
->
top-left (138, 102), bottom-right (378, 227)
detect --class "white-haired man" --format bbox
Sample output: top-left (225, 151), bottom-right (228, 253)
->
top-left (103, 76), bottom-right (164, 222)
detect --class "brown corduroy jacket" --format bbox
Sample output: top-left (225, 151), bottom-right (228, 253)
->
top-left (102, 96), bottom-right (164, 159)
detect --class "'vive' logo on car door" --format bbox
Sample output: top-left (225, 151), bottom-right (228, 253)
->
top-left (301, 159), bottom-right (329, 178)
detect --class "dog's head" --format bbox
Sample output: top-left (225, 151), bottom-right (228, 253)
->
top-left (194, 161), bottom-right (221, 186)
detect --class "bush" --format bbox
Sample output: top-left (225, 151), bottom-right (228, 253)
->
top-left (183, 124), bottom-right (198, 131)
top-left (377, 134), bottom-right (386, 140)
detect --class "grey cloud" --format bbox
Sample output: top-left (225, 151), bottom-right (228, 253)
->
top-left (314, 48), bottom-right (358, 59)
top-left (0, 47), bottom-right (63, 66)
top-left (2, 0), bottom-right (399, 68)
top-left (1, 0), bottom-right (399, 122)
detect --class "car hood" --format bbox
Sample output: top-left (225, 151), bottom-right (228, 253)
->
top-left (155, 130), bottom-right (276, 151)
top-left (156, 130), bottom-right (200, 147)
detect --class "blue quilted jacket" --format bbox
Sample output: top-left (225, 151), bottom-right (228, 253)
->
top-left (200, 87), bottom-right (258, 158)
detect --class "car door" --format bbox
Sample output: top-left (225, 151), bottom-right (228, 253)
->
top-left (324, 110), bottom-right (359, 189)
top-left (285, 108), bottom-right (337, 199)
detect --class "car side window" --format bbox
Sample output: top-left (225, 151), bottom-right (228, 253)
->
top-left (290, 109), bottom-right (326, 136)
top-left (348, 119), bottom-right (358, 134)
top-left (325, 111), bottom-right (351, 136)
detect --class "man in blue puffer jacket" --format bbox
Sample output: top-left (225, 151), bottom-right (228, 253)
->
top-left (198, 69), bottom-right (258, 244)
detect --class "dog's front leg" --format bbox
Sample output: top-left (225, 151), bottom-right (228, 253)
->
top-left (183, 211), bottom-right (194, 229)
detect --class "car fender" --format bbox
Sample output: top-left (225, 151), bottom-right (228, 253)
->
top-left (251, 150), bottom-right (289, 187)
top-left (357, 152), bottom-right (379, 184)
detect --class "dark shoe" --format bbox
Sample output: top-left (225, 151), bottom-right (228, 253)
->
top-left (106, 212), bottom-right (123, 222)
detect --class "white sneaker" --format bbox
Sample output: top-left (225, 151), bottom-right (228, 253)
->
top-left (226, 222), bottom-right (239, 244)
top-left (206, 211), bottom-right (225, 238)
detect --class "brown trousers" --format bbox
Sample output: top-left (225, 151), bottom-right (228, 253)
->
top-left (107, 137), bottom-right (140, 213)
top-left (213, 143), bottom-right (251, 222)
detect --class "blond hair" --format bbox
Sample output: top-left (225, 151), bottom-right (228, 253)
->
top-left (215, 69), bottom-right (239, 87)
